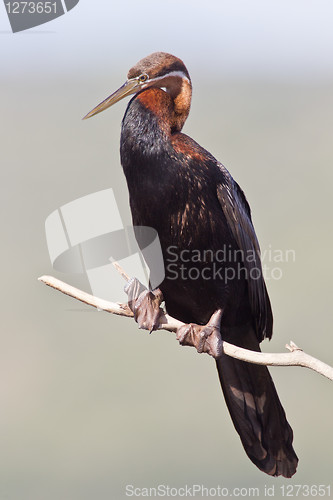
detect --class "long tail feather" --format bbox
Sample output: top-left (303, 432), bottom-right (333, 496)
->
top-left (216, 326), bottom-right (298, 477)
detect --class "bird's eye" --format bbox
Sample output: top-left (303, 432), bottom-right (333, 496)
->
top-left (138, 73), bottom-right (148, 83)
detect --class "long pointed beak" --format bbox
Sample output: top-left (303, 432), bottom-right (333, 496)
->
top-left (83, 79), bottom-right (141, 120)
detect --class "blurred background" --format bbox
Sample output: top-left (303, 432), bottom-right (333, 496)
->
top-left (1, 1), bottom-right (333, 499)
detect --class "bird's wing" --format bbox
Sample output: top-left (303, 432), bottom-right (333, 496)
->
top-left (216, 162), bottom-right (273, 340)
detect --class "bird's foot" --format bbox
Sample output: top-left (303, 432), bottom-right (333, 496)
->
top-left (176, 309), bottom-right (223, 359)
top-left (125, 277), bottom-right (164, 333)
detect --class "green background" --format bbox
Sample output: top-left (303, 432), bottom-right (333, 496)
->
top-left (1, 1), bottom-right (333, 499)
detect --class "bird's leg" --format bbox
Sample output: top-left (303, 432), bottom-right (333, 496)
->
top-left (124, 277), bottom-right (164, 333)
top-left (176, 309), bottom-right (223, 359)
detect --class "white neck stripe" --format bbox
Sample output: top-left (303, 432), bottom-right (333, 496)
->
top-left (151, 71), bottom-right (190, 84)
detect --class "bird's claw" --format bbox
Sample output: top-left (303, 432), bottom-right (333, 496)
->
top-left (176, 309), bottom-right (223, 359)
top-left (125, 277), bottom-right (164, 333)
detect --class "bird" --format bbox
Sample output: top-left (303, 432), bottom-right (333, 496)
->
top-left (84, 52), bottom-right (298, 477)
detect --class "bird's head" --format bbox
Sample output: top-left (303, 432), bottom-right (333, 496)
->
top-left (83, 52), bottom-right (192, 129)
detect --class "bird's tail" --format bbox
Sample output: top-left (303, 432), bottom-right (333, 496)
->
top-left (216, 326), bottom-right (298, 477)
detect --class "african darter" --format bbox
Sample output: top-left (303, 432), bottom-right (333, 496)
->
top-left (84, 52), bottom-right (298, 477)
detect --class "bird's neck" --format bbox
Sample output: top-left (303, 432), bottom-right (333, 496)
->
top-left (133, 84), bottom-right (192, 133)
top-left (121, 90), bottom-right (171, 163)
top-left (120, 89), bottom-right (187, 222)
top-left (121, 89), bottom-right (180, 173)
top-left (169, 77), bottom-right (192, 132)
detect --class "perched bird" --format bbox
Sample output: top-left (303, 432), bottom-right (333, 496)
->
top-left (84, 52), bottom-right (298, 477)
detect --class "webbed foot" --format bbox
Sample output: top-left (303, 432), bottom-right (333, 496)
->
top-left (176, 309), bottom-right (223, 359)
top-left (125, 277), bottom-right (164, 333)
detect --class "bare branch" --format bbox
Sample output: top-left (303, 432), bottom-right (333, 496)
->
top-left (38, 274), bottom-right (333, 382)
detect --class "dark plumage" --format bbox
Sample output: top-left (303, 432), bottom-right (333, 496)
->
top-left (84, 52), bottom-right (298, 477)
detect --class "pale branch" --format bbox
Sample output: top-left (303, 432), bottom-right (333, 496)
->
top-left (38, 274), bottom-right (333, 382)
